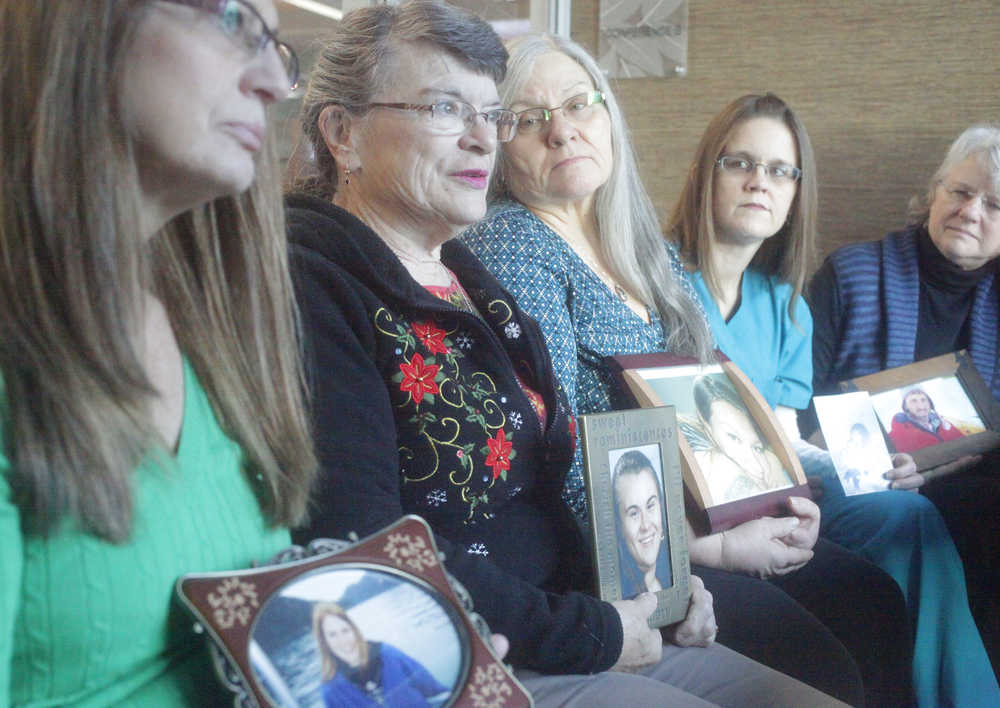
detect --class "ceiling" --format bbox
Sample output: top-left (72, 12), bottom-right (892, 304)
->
top-left (278, 0), bottom-right (342, 45)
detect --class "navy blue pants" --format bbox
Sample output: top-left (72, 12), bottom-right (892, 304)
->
top-left (698, 536), bottom-right (913, 707)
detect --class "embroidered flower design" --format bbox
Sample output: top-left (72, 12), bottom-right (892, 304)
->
top-left (483, 429), bottom-right (514, 480)
top-left (468, 542), bottom-right (489, 556)
top-left (398, 353), bottom-right (440, 404)
top-left (508, 411), bottom-right (523, 430)
top-left (426, 489), bottom-right (447, 507)
top-left (411, 321), bottom-right (450, 354)
top-left (455, 332), bottom-right (474, 350)
top-left (503, 322), bottom-right (521, 339)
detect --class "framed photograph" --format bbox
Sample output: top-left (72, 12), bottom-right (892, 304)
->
top-left (608, 353), bottom-right (809, 534)
top-left (176, 516), bottom-right (531, 708)
top-left (839, 351), bottom-right (1000, 473)
top-left (813, 391), bottom-right (894, 495)
top-left (579, 407), bottom-right (690, 628)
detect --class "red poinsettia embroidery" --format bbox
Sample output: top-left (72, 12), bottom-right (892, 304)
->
top-left (484, 429), bottom-right (514, 480)
top-left (398, 353), bottom-right (440, 404)
top-left (412, 321), bottom-right (450, 354)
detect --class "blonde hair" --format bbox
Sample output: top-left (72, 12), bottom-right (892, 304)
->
top-left (312, 603), bottom-right (368, 680)
top-left (668, 93), bottom-right (818, 322)
top-left (0, 1), bottom-right (316, 541)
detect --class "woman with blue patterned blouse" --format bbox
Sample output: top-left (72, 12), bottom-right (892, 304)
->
top-left (464, 34), bottom-right (914, 706)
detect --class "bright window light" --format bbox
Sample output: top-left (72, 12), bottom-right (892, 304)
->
top-left (280, 0), bottom-right (343, 21)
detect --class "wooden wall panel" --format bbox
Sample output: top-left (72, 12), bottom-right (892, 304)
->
top-left (571, 0), bottom-right (999, 269)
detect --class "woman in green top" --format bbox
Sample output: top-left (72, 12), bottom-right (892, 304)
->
top-left (0, 1), bottom-right (316, 705)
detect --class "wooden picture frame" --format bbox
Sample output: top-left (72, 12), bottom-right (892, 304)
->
top-left (176, 515), bottom-right (531, 708)
top-left (579, 407), bottom-right (690, 628)
top-left (839, 350), bottom-right (1000, 473)
top-left (608, 352), bottom-right (809, 534)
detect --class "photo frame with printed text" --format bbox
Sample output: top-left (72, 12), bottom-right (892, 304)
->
top-left (609, 352), bottom-right (809, 534)
top-left (839, 351), bottom-right (1000, 474)
top-left (579, 406), bottom-right (690, 628)
top-left (176, 515), bottom-right (531, 708)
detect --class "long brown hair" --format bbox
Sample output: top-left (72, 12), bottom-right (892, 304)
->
top-left (668, 93), bottom-right (818, 321)
top-left (0, 1), bottom-right (316, 541)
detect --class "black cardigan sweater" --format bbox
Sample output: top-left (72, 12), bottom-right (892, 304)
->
top-left (287, 194), bottom-right (623, 674)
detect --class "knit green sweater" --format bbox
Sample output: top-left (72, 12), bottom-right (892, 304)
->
top-left (1, 360), bottom-right (289, 706)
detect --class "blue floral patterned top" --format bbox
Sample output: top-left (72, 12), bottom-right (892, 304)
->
top-left (463, 201), bottom-right (708, 519)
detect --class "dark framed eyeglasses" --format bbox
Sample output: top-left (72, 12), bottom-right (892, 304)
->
top-left (716, 155), bottom-right (802, 183)
top-left (514, 91), bottom-right (606, 134)
top-left (365, 100), bottom-right (519, 143)
top-left (163, 0), bottom-right (300, 90)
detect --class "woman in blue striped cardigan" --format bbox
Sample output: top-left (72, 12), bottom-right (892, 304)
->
top-left (808, 123), bottom-right (1000, 691)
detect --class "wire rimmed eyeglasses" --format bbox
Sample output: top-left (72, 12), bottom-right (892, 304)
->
top-left (716, 155), bottom-right (802, 183)
top-left (938, 182), bottom-right (1000, 218)
top-left (163, 0), bottom-right (300, 91)
top-left (365, 100), bottom-right (519, 142)
top-left (513, 91), bottom-right (606, 134)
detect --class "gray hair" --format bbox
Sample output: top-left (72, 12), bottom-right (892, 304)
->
top-left (293, 0), bottom-right (507, 198)
top-left (493, 34), bottom-right (713, 361)
top-left (909, 123), bottom-right (1000, 224)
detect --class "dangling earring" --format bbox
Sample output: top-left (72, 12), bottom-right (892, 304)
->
top-left (344, 167), bottom-right (351, 186)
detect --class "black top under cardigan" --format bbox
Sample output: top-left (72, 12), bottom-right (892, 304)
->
top-left (287, 194), bottom-right (622, 675)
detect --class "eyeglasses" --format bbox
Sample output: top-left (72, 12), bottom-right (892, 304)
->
top-left (716, 155), bottom-right (802, 183)
top-left (514, 91), bottom-right (606, 134)
top-left (939, 182), bottom-right (1000, 218)
top-left (365, 100), bottom-right (518, 142)
top-left (164, 0), bottom-right (300, 90)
